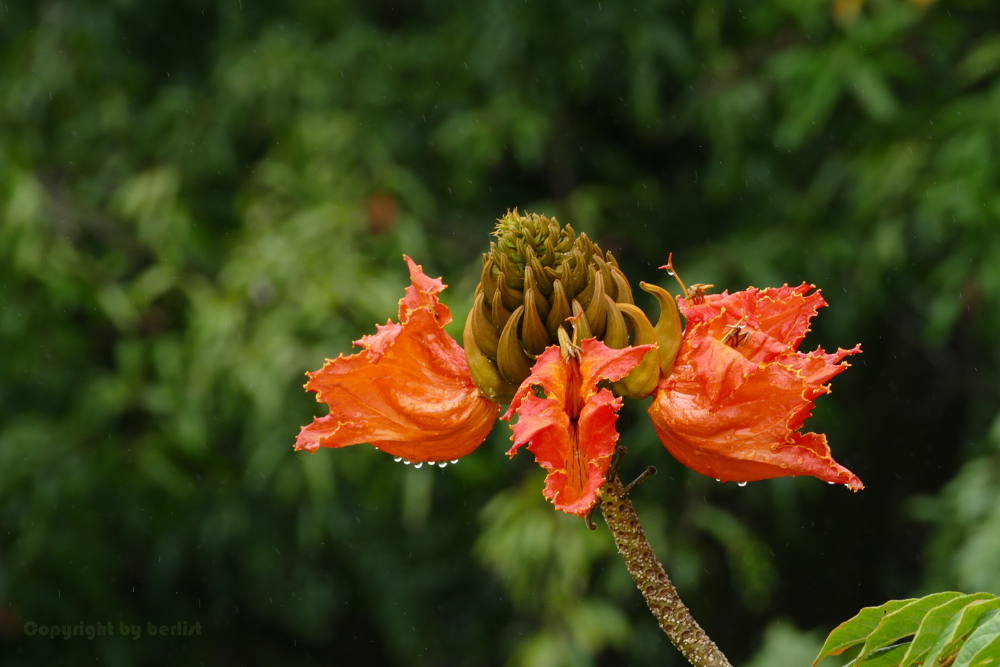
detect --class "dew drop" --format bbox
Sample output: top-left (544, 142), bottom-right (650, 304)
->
top-left (437, 461), bottom-right (448, 468)
top-left (413, 462), bottom-right (423, 469)
top-left (738, 481), bottom-right (747, 487)
top-left (450, 459), bottom-right (458, 464)
top-left (827, 481), bottom-right (834, 485)
top-left (403, 460), bottom-right (411, 465)
top-left (715, 479), bottom-right (721, 482)
top-left (667, 270), bottom-right (675, 276)
top-left (393, 457), bottom-right (403, 463)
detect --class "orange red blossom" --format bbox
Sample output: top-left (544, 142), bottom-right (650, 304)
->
top-left (295, 254), bottom-right (863, 516)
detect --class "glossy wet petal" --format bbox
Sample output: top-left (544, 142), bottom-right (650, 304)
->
top-left (650, 284), bottom-right (863, 490)
top-left (296, 256), bottom-right (500, 462)
top-left (503, 339), bottom-right (652, 515)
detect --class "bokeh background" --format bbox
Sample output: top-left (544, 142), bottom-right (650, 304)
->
top-left (2, 0), bottom-right (1000, 665)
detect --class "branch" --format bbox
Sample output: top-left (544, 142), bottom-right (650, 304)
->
top-left (599, 473), bottom-right (733, 667)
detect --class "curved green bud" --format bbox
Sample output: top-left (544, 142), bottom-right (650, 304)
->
top-left (583, 269), bottom-right (607, 338)
top-left (470, 289), bottom-right (500, 360)
top-left (522, 288), bottom-right (551, 356)
top-left (524, 265), bottom-right (550, 319)
top-left (570, 248), bottom-right (588, 294)
top-left (570, 300), bottom-right (592, 343)
top-left (529, 255), bottom-right (553, 296)
top-left (499, 252), bottom-right (524, 289)
top-left (611, 303), bottom-right (660, 399)
top-left (640, 281), bottom-right (682, 378)
top-left (463, 304), bottom-right (518, 402)
top-left (497, 305), bottom-right (533, 385)
top-left (594, 255), bottom-right (615, 303)
top-left (498, 275), bottom-right (523, 311)
top-left (545, 262), bottom-right (574, 301)
top-left (545, 279), bottom-right (572, 338)
top-left (491, 284), bottom-right (513, 330)
top-left (480, 256), bottom-right (498, 301)
top-left (541, 236), bottom-right (556, 265)
top-left (602, 295), bottom-right (629, 349)
top-left (610, 266), bottom-right (634, 305)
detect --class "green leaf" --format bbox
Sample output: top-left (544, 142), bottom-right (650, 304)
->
top-left (848, 643), bottom-right (910, 667)
top-left (953, 610), bottom-right (1000, 667)
top-left (899, 593), bottom-right (997, 667)
top-left (856, 592), bottom-right (964, 660)
top-left (923, 599), bottom-right (1000, 666)
top-left (813, 599), bottom-right (917, 666)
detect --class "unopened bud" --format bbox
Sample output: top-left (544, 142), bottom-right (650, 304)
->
top-left (465, 209), bottom-right (658, 402)
top-left (497, 305), bottom-right (534, 387)
top-left (610, 303), bottom-right (660, 399)
top-left (639, 282), bottom-right (682, 378)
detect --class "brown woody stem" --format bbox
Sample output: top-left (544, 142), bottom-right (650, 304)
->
top-left (598, 473), bottom-right (733, 667)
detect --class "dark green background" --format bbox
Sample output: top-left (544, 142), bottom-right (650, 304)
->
top-left (2, 0), bottom-right (999, 665)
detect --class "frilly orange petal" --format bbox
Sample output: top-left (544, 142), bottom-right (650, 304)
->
top-left (295, 257), bottom-right (500, 462)
top-left (679, 283), bottom-right (826, 362)
top-left (400, 254), bottom-right (451, 325)
top-left (503, 339), bottom-right (653, 516)
top-left (650, 284), bottom-right (863, 490)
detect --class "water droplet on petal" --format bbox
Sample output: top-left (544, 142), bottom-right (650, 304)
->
top-left (827, 481), bottom-right (834, 485)
top-left (403, 460), bottom-right (411, 465)
top-left (393, 457), bottom-right (402, 463)
top-left (437, 462), bottom-right (448, 468)
top-left (413, 462), bottom-right (423, 469)
top-left (738, 481), bottom-right (747, 487)
top-left (450, 459), bottom-right (458, 464)
top-left (715, 479), bottom-right (721, 482)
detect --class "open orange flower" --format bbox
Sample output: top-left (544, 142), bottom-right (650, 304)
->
top-left (503, 335), bottom-right (652, 516)
top-left (295, 256), bottom-right (500, 463)
top-left (647, 282), bottom-right (864, 490)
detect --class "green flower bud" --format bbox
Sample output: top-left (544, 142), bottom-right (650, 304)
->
top-left (465, 209), bottom-right (659, 401)
top-left (639, 281), bottom-right (683, 378)
top-left (610, 303), bottom-right (661, 399)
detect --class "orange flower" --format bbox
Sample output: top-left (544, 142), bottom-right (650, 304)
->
top-left (647, 283), bottom-right (864, 490)
top-left (503, 336), bottom-right (653, 516)
top-left (295, 256), bottom-right (500, 463)
top-left (294, 217), bottom-right (863, 515)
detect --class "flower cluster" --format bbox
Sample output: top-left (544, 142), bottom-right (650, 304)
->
top-left (295, 212), bottom-right (862, 516)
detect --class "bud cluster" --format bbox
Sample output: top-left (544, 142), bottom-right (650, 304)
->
top-left (463, 210), bottom-right (679, 402)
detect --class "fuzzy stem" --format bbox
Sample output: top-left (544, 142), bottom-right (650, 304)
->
top-left (599, 474), bottom-right (733, 667)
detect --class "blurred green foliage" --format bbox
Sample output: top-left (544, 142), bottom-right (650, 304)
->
top-left (2, 0), bottom-right (1000, 665)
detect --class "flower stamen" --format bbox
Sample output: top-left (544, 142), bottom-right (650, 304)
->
top-left (661, 253), bottom-right (714, 303)
top-left (685, 283), bottom-right (715, 305)
top-left (722, 318), bottom-right (750, 348)
top-left (557, 326), bottom-right (582, 361)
